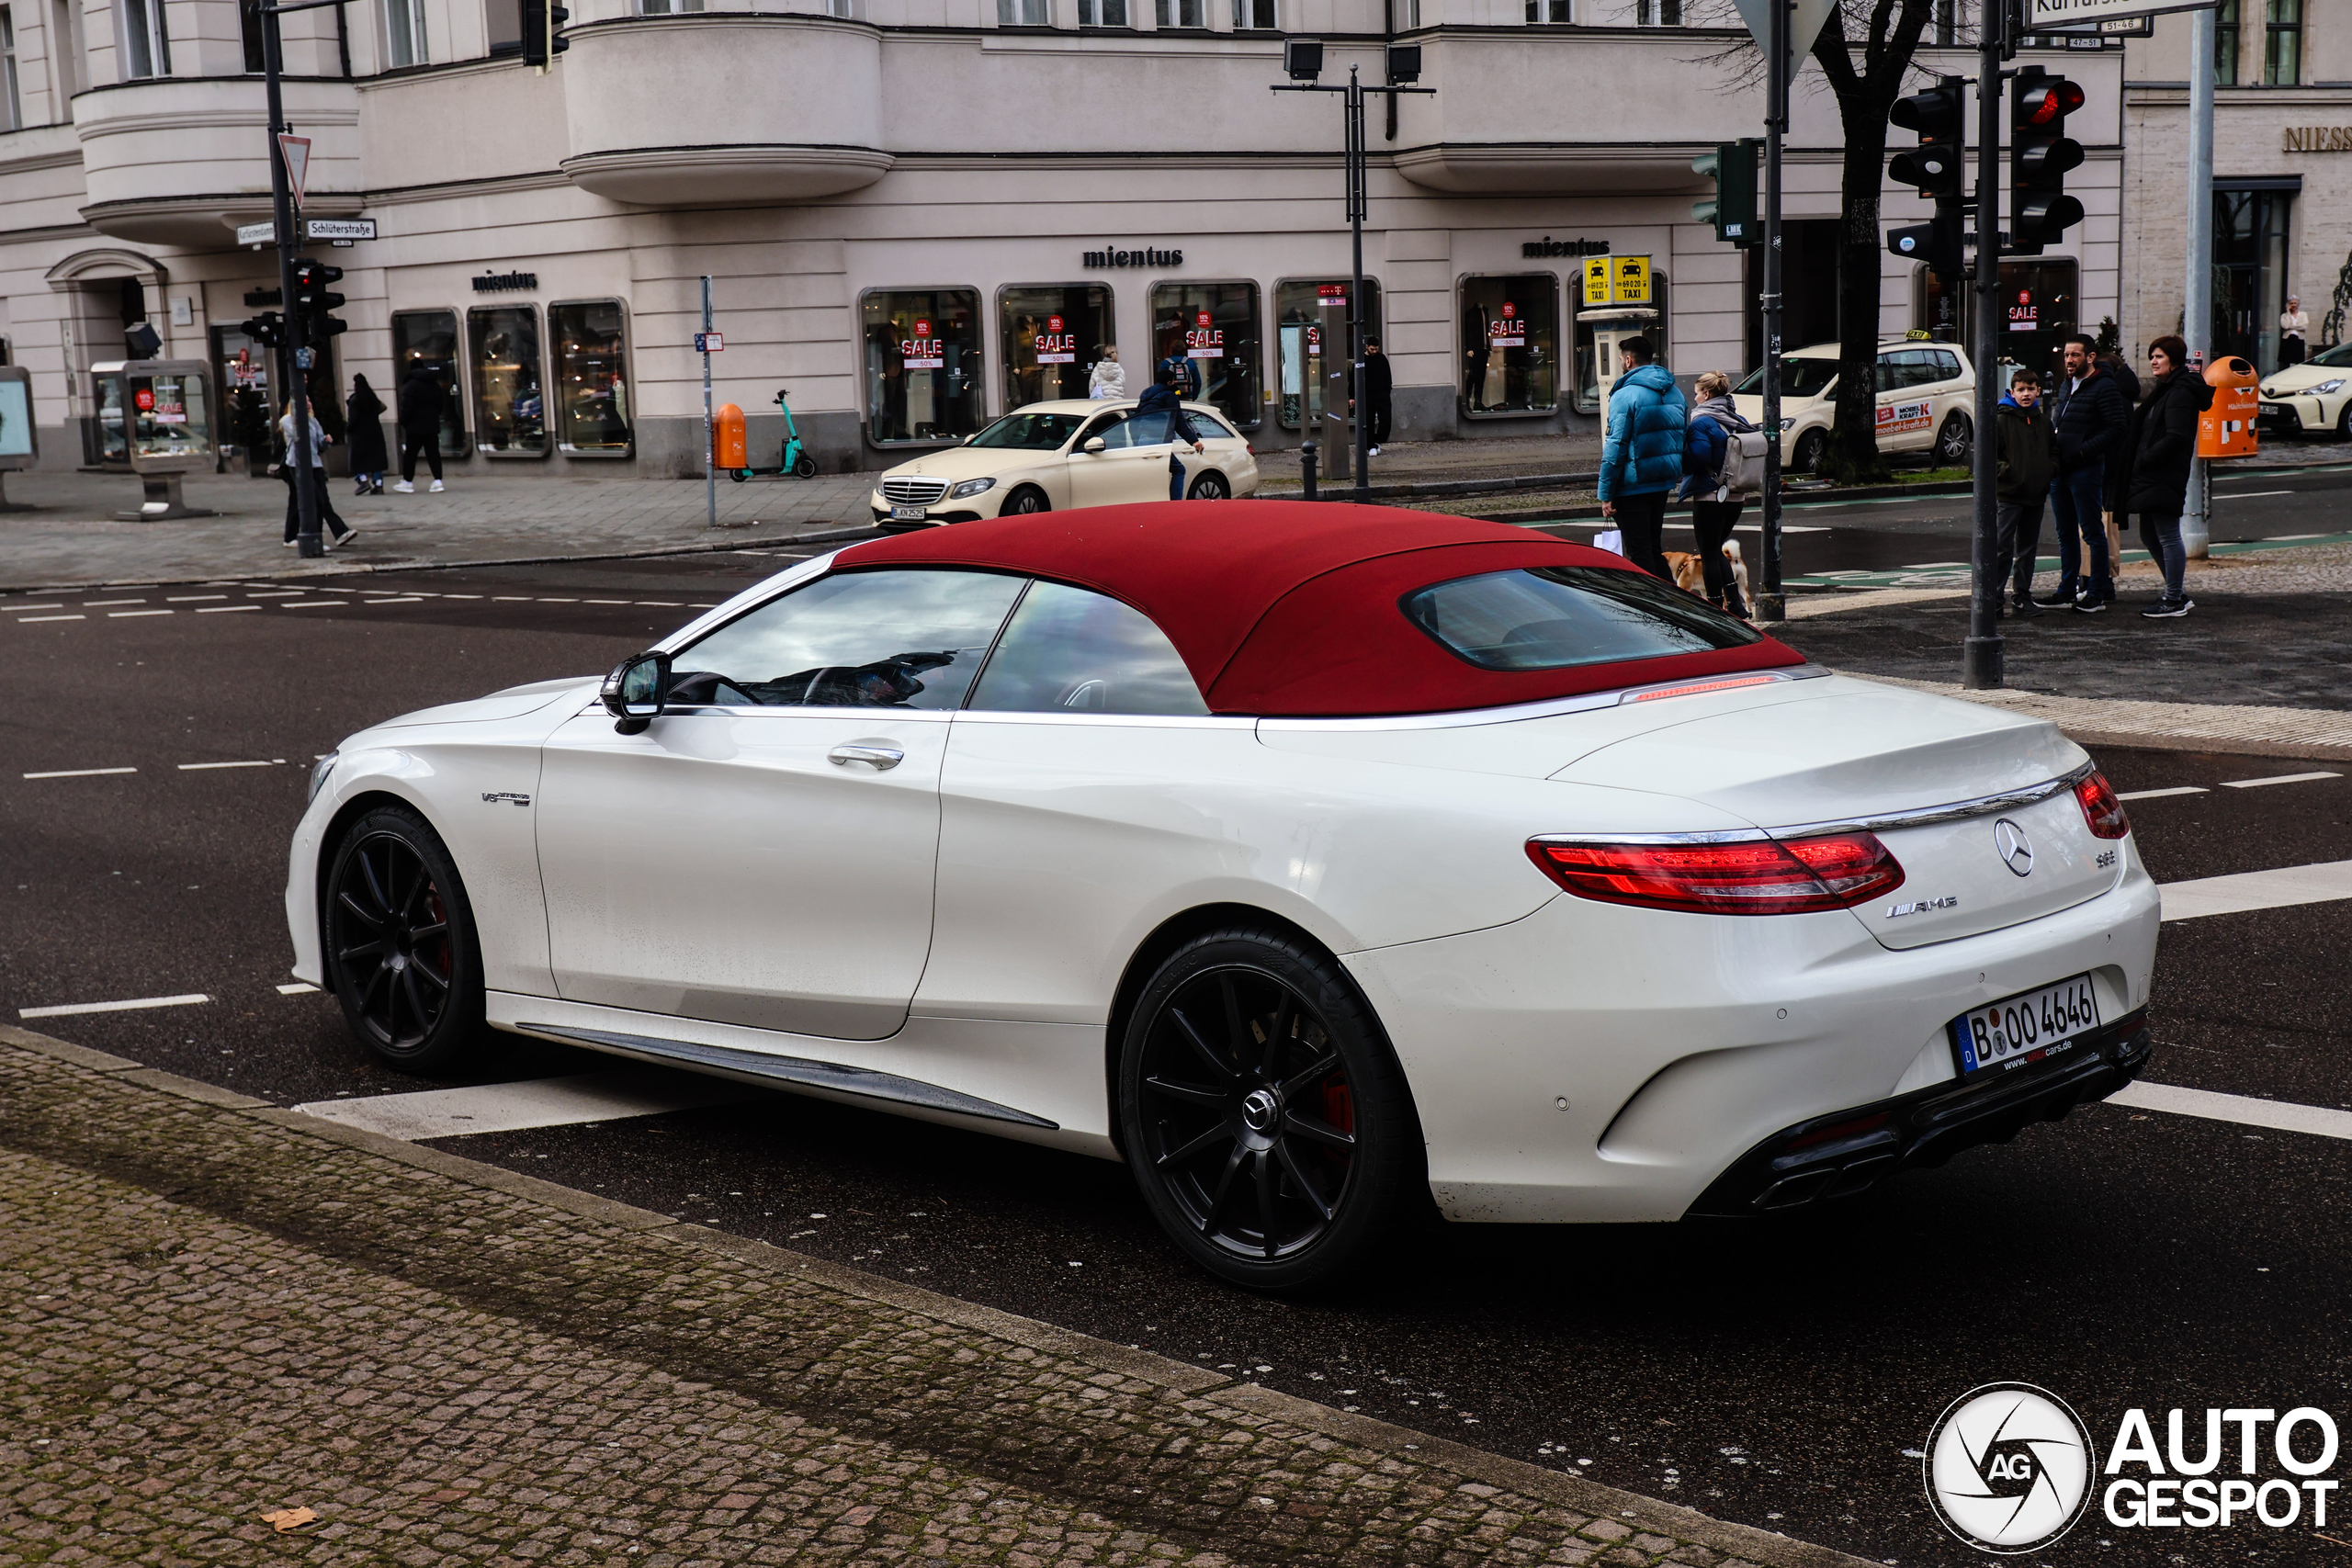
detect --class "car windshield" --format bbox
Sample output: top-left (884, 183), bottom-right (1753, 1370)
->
top-left (1735, 357), bottom-right (1840, 400)
top-left (2307, 343), bottom-right (2352, 369)
top-left (969, 412), bottom-right (1090, 450)
top-left (1402, 566), bottom-right (1764, 672)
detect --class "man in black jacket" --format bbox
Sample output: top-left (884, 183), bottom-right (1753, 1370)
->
top-left (2044, 333), bottom-right (2129, 612)
top-left (394, 364), bottom-right (448, 493)
top-left (1359, 337), bottom-right (1393, 457)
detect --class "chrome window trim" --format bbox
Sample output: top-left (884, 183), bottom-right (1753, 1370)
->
top-left (655, 704), bottom-right (957, 722)
top-left (1764, 761), bottom-right (2094, 838)
top-left (953, 709), bottom-right (1253, 730)
top-left (1254, 665), bottom-right (1826, 733)
top-left (1529, 829), bottom-right (1770, 847)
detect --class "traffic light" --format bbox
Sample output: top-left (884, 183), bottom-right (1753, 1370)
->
top-left (1690, 138), bottom-right (1761, 249)
top-left (290, 258), bottom-right (347, 340)
top-left (241, 311), bottom-right (287, 349)
top-left (522, 0), bottom-right (569, 69)
top-left (2010, 65), bottom-right (2086, 255)
top-left (1886, 75), bottom-right (1967, 280)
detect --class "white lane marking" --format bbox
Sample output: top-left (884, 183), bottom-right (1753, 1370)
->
top-left (277, 982), bottom-right (320, 995)
top-left (108, 610), bottom-right (172, 618)
top-left (2111, 1080), bottom-right (2352, 1142)
top-left (2161, 859), bottom-right (2352, 921)
top-left (492, 595), bottom-right (532, 602)
top-left (22, 766), bottom-right (135, 778)
top-left (5, 604), bottom-right (63, 611)
top-left (2211, 490), bottom-right (2294, 501)
top-left (166, 594), bottom-right (228, 603)
top-left (2119, 786), bottom-right (2208, 801)
top-left (277, 601), bottom-right (345, 609)
top-left (292, 1069), bottom-right (751, 1142)
top-left (176, 760), bottom-right (277, 771)
top-left (441, 593), bottom-right (482, 600)
top-left (537, 597), bottom-right (578, 603)
top-left (635, 600), bottom-right (683, 606)
top-left (20, 992), bottom-right (209, 1019)
top-left (197, 604), bottom-right (261, 614)
top-left (82, 598), bottom-right (144, 606)
top-left (2219, 771), bottom-right (2342, 790)
top-left (18, 615), bottom-right (83, 623)
top-left (688, 603), bottom-right (719, 608)
top-left (582, 599), bottom-right (628, 604)
top-left (245, 591), bottom-right (306, 598)
top-left (363, 597), bottom-right (424, 605)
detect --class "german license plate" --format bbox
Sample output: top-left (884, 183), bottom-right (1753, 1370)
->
top-left (890, 505), bottom-right (929, 522)
top-left (2260, 402), bottom-right (2286, 417)
top-left (1950, 974), bottom-right (2100, 1079)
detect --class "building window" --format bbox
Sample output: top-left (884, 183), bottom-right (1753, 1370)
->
top-left (391, 310), bottom-right (469, 457)
top-left (1076, 0), bottom-right (1126, 21)
top-left (1155, 0), bottom-right (1204, 26)
top-left (384, 0), bottom-right (426, 65)
top-left (1932, 0), bottom-right (1958, 44)
top-left (863, 289), bottom-right (984, 446)
top-left (487, 0), bottom-right (523, 53)
top-left (1635, 0), bottom-right (1679, 23)
top-left (468, 304), bottom-right (547, 456)
top-left (2214, 187), bottom-right (2291, 367)
top-left (1149, 281), bottom-right (1260, 430)
top-left (997, 0), bottom-right (1048, 23)
top-left (641, 0), bottom-right (705, 11)
top-left (1526, 0), bottom-right (1567, 21)
top-left (238, 0), bottom-right (265, 70)
top-left (1460, 276), bottom-right (1559, 416)
top-left (1232, 0), bottom-right (1275, 27)
top-left (1275, 278), bottom-right (1381, 431)
top-left (1001, 285), bottom-right (1114, 409)
top-left (119, 0), bottom-right (168, 77)
top-left (2213, 0), bottom-right (2239, 85)
top-left (550, 300), bottom-right (631, 455)
top-left (0, 9), bottom-right (21, 128)
top-left (2262, 0), bottom-right (2299, 85)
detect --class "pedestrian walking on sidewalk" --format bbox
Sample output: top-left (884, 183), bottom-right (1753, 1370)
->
top-left (1358, 337), bottom-right (1393, 457)
top-left (1087, 344), bottom-right (1125, 400)
top-left (1994, 368), bottom-right (2057, 615)
top-left (2122, 334), bottom-right (2212, 619)
top-left (345, 374), bottom-right (388, 496)
top-left (1597, 335), bottom-right (1686, 582)
top-left (1136, 364), bottom-right (1204, 501)
top-left (2044, 333), bottom-right (2127, 611)
top-left (1677, 369), bottom-right (1753, 617)
top-left (277, 400), bottom-right (353, 549)
top-left (395, 363), bottom-right (447, 493)
top-left (2280, 296), bottom-right (2310, 368)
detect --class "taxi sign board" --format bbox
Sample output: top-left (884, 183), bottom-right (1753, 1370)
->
top-left (1612, 255), bottom-right (1652, 304)
top-left (1583, 256), bottom-right (1611, 307)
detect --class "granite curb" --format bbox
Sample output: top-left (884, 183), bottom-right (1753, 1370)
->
top-left (0, 1021), bottom-right (1875, 1568)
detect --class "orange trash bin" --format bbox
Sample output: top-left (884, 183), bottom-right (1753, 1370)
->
top-left (712, 402), bottom-right (747, 471)
top-left (2199, 356), bottom-right (2258, 458)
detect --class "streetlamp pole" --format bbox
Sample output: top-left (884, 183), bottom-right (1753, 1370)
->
top-left (2181, 2), bottom-right (2216, 559)
top-left (1755, 0), bottom-right (1786, 622)
top-left (260, 0), bottom-right (320, 557)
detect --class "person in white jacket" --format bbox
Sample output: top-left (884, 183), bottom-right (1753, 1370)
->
top-left (1087, 344), bottom-right (1125, 400)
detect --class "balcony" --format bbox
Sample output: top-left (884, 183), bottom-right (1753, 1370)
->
top-left (74, 76), bottom-right (361, 246)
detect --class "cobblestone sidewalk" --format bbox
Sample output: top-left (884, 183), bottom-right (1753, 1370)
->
top-left (0, 1026), bottom-right (1867, 1568)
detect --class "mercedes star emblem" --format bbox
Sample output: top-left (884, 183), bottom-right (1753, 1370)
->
top-left (1994, 818), bottom-right (2034, 877)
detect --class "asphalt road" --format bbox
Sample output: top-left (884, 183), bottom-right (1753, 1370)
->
top-left (6, 548), bottom-right (2351, 1567)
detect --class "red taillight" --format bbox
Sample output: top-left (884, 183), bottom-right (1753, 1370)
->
top-left (2074, 771), bottom-right (2131, 840)
top-left (1524, 833), bottom-right (1905, 915)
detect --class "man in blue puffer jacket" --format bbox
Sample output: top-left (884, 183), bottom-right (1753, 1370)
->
top-left (1598, 335), bottom-right (1687, 581)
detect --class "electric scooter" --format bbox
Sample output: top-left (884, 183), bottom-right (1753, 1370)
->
top-left (728, 388), bottom-right (822, 481)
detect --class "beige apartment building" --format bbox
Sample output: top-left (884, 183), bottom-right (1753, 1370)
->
top-left (2120, 0), bottom-right (2346, 377)
top-left (0, 0), bottom-right (2120, 477)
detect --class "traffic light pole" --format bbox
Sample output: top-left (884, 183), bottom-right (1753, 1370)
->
top-left (259, 0), bottom-right (321, 557)
top-left (1754, 0), bottom-right (1785, 624)
top-left (1962, 0), bottom-right (2006, 689)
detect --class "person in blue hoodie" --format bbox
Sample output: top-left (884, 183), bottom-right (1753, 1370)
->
top-left (1136, 363), bottom-right (1205, 501)
top-left (1598, 336), bottom-right (1687, 581)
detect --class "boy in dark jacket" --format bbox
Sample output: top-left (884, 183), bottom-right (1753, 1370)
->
top-left (1994, 368), bottom-right (2058, 614)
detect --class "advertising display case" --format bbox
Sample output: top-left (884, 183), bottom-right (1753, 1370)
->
top-left (0, 363), bottom-right (35, 511)
top-left (117, 358), bottom-right (218, 519)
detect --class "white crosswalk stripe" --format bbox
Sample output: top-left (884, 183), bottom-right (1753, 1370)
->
top-left (2159, 860), bottom-right (2352, 921)
top-left (293, 1070), bottom-right (751, 1141)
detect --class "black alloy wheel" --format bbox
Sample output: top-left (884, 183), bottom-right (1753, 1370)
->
top-left (325, 805), bottom-right (484, 1072)
top-left (1186, 471), bottom-right (1231, 501)
top-left (1001, 486), bottom-right (1051, 515)
top-left (1791, 428), bottom-right (1827, 474)
top-left (1120, 926), bottom-right (1421, 1290)
top-left (1937, 412), bottom-right (1973, 466)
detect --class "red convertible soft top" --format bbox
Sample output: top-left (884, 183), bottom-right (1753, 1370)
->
top-left (836, 502), bottom-right (1804, 717)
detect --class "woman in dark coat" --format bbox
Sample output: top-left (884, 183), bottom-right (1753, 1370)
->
top-left (2120, 334), bottom-right (2211, 618)
top-left (345, 375), bottom-right (389, 496)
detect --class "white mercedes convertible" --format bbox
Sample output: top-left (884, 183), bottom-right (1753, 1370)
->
top-left (288, 503), bottom-right (2160, 1288)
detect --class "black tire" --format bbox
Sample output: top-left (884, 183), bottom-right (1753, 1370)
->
top-left (1118, 925), bottom-right (1422, 1291)
top-left (1936, 412), bottom-right (1973, 466)
top-left (1001, 486), bottom-right (1051, 515)
top-left (729, 470), bottom-right (749, 484)
top-left (1791, 428), bottom-right (1827, 474)
top-left (2335, 400), bottom-right (2352, 441)
top-left (323, 804), bottom-right (486, 1074)
top-left (792, 453), bottom-right (820, 479)
top-left (1186, 471), bottom-right (1231, 500)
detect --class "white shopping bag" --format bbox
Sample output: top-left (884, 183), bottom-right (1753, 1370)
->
top-left (1592, 527), bottom-right (1624, 557)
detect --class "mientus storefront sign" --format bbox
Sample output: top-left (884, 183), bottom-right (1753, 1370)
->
top-left (1082, 245), bottom-right (1182, 268)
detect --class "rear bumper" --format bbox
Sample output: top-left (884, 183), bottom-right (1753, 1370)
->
top-left (1686, 1008), bottom-right (2152, 1215)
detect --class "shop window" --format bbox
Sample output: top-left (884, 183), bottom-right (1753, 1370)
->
top-left (392, 310), bottom-right (468, 456)
top-left (1274, 277), bottom-right (1381, 431)
top-left (1155, 0), bottom-right (1204, 26)
top-left (1149, 281), bottom-right (1261, 431)
top-left (211, 321), bottom-right (275, 464)
top-left (1001, 285), bottom-right (1114, 409)
top-left (997, 0), bottom-right (1048, 22)
top-left (1077, 0), bottom-right (1127, 21)
top-left (384, 0), bottom-right (426, 65)
top-left (2213, 0), bottom-right (2238, 84)
top-left (1232, 0), bottom-right (1275, 26)
top-left (1920, 259), bottom-right (2077, 372)
top-left (487, 0), bottom-right (523, 54)
top-left (468, 303), bottom-right (547, 457)
top-left (1459, 276), bottom-right (1558, 417)
top-left (551, 299), bottom-right (631, 455)
top-left (0, 9), bottom-right (20, 127)
top-left (2263, 0), bottom-right (2299, 85)
top-left (119, 0), bottom-right (168, 77)
top-left (863, 289), bottom-right (985, 446)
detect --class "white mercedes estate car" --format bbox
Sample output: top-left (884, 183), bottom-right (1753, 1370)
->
top-left (288, 504), bottom-right (2159, 1289)
top-left (870, 400), bottom-right (1259, 527)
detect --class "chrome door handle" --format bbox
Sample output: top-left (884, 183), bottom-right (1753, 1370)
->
top-left (827, 742), bottom-right (904, 771)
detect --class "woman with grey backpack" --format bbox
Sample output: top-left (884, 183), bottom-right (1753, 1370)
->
top-left (1678, 370), bottom-right (1758, 618)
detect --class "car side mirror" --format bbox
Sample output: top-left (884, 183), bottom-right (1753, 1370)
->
top-left (1084, 437), bottom-right (1107, 454)
top-left (601, 651), bottom-right (672, 735)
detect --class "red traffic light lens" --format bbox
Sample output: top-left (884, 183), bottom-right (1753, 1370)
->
top-left (2023, 79), bottom-right (2085, 124)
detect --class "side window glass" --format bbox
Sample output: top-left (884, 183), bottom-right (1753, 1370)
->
top-left (1934, 351), bottom-right (1964, 383)
top-left (669, 569), bottom-right (1025, 710)
top-left (1896, 351), bottom-right (1940, 388)
top-left (1106, 409), bottom-right (1173, 447)
top-left (1079, 411), bottom-right (1125, 446)
top-left (969, 581), bottom-right (1210, 716)
top-left (1874, 355), bottom-right (1898, 393)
